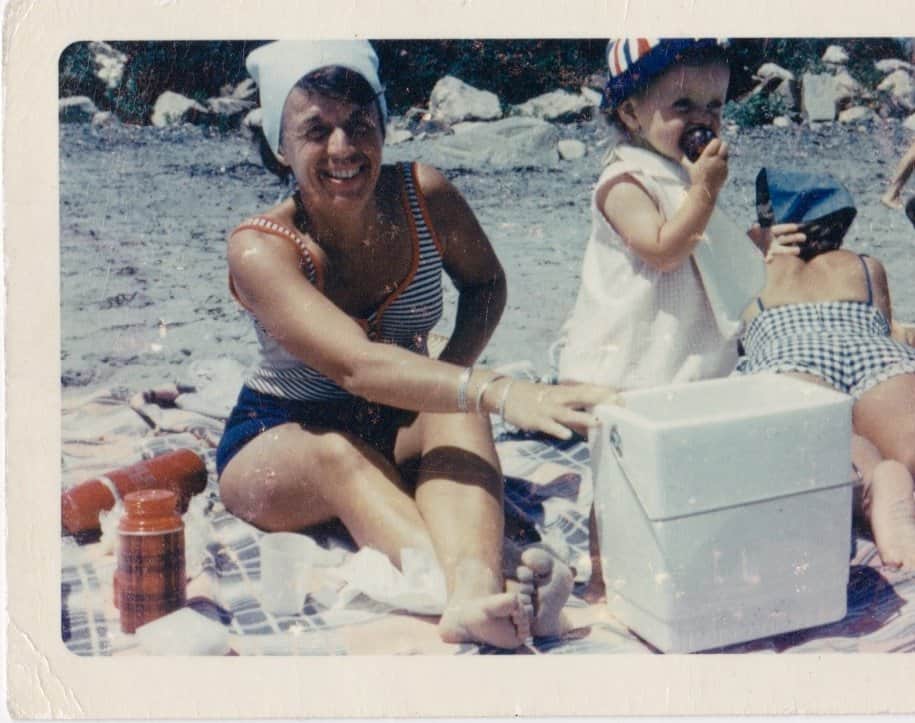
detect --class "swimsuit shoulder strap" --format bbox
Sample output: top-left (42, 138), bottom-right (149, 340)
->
top-left (230, 216), bottom-right (324, 288)
top-left (756, 297), bottom-right (765, 312)
top-left (858, 253), bottom-right (873, 305)
top-left (399, 161), bottom-right (444, 256)
top-left (228, 216), bottom-right (325, 309)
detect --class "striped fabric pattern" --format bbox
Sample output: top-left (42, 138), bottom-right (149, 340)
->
top-left (243, 162), bottom-right (444, 401)
top-left (606, 38), bottom-right (659, 77)
top-left (602, 38), bottom-right (723, 112)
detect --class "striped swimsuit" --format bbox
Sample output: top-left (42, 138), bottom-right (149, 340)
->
top-left (736, 255), bottom-right (915, 398)
top-left (216, 162), bottom-right (444, 475)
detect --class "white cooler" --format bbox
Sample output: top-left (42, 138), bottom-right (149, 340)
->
top-left (591, 373), bottom-right (855, 653)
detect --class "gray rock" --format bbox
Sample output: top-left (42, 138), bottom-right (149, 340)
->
top-left (513, 89), bottom-right (592, 123)
top-left (206, 96), bottom-right (256, 125)
top-left (151, 91), bottom-right (209, 127)
top-left (88, 41), bottom-right (127, 90)
top-left (772, 115), bottom-right (793, 128)
top-left (433, 117), bottom-right (560, 169)
top-left (878, 69), bottom-right (915, 112)
top-left (429, 76), bottom-right (502, 125)
top-left (838, 106), bottom-right (875, 123)
top-left (755, 62), bottom-right (795, 83)
top-left (398, 107), bottom-right (451, 136)
top-left (802, 73), bottom-right (840, 122)
top-left (91, 111), bottom-right (119, 128)
top-left (822, 45), bottom-right (850, 65)
top-left (558, 139), bottom-right (587, 160)
top-left (904, 112), bottom-right (915, 131)
top-left (580, 86), bottom-right (603, 108)
top-left (833, 70), bottom-right (863, 103)
top-left (59, 96), bottom-right (98, 123)
top-left (231, 78), bottom-right (258, 100)
top-left (875, 58), bottom-right (915, 75)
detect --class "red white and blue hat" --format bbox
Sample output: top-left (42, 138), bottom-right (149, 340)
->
top-left (603, 38), bottom-right (726, 112)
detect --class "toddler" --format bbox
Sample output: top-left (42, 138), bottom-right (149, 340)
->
top-left (556, 39), bottom-right (774, 597)
top-left (558, 38), bottom-right (769, 390)
top-left (739, 168), bottom-right (915, 569)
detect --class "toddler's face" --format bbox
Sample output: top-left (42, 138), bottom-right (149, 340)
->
top-left (624, 62), bottom-right (729, 163)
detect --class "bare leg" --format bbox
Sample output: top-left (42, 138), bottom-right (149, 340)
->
top-left (866, 460), bottom-right (915, 569)
top-left (397, 412), bottom-right (530, 648)
top-left (853, 374), bottom-right (915, 569)
top-left (882, 140), bottom-right (915, 209)
top-left (219, 423), bottom-right (433, 566)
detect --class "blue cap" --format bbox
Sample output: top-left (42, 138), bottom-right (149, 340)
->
top-left (756, 168), bottom-right (857, 259)
top-left (760, 168), bottom-right (856, 225)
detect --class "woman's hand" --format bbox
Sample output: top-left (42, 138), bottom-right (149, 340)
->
top-left (747, 222), bottom-right (805, 262)
top-left (684, 139), bottom-right (729, 200)
top-left (485, 379), bottom-right (619, 440)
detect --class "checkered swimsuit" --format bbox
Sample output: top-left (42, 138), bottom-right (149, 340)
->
top-left (737, 301), bottom-right (915, 398)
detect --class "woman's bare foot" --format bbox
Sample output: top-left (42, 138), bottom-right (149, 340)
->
top-left (868, 460), bottom-right (915, 569)
top-left (516, 547), bottom-right (574, 637)
top-left (438, 591), bottom-right (529, 648)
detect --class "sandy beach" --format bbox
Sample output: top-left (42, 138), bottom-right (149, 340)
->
top-left (60, 118), bottom-right (915, 395)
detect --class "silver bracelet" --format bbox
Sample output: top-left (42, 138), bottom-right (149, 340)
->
top-left (474, 374), bottom-right (505, 414)
top-left (497, 378), bottom-right (516, 423)
top-left (456, 366), bottom-right (474, 412)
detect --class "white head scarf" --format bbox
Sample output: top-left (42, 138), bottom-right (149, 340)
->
top-left (245, 39), bottom-right (388, 161)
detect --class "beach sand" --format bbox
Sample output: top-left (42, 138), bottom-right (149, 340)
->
top-left (60, 119), bottom-right (915, 395)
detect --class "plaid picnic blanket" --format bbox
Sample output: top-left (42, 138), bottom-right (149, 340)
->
top-left (61, 363), bottom-right (915, 656)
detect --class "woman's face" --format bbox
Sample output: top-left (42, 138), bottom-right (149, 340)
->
top-left (621, 62), bottom-right (729, 163)
top-left (279, 87), bottom-right (384, 211)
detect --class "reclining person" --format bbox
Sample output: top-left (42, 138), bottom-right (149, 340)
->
top-left (738, 169), bottom-right (915, 569)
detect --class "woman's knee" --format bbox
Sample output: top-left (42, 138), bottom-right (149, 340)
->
top-left (219, 460), bottom-right (293, 528)
top-left (311, 430), bottom-right (382, 481)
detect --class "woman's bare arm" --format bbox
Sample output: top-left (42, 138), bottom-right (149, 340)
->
top-left (228, 228), bottom-right (612, 436)
top-left (415, 163), bottom-right (507, 367)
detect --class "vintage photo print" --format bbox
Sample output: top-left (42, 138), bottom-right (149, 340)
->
top-left (6, 0), bottom-right (915, 717)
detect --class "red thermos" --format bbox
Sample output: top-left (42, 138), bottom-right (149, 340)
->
top-left (114, 489), bottom-right (186, 633)
top-left (61, 449), bottom-right (207, 535)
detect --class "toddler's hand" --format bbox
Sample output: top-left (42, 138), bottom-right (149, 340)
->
top-left (747, 222), bottom-right (804, 262)
top-left (685, 139), bottom-right (729, 200)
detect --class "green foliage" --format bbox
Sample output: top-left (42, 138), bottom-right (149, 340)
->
top-left (59, 42), bottom-right (99, 98)
top-left (374, 39), bottom-right (606, 113)
top-left (59, 41), bottom-right (261, 123)
top-left (58, 38), bottom-right (911, 126)
top-left (842, 38), bottom-right (905, 89)
top-left (724, 92), bottom-right (789, 128)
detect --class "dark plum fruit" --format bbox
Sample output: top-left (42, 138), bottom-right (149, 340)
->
top-left (680, 126), bottom-right (716, 162)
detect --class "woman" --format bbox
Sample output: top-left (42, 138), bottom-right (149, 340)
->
top-left (216, 40), bottom-right (614, 648)
top-left (740, 168), bottom-right (915, 569)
